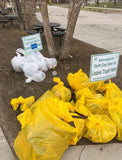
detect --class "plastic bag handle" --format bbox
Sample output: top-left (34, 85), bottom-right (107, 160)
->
top-left (53, 77), bottom-right (64, 86)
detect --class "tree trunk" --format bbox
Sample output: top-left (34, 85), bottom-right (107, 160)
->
top-left (97, 0), bottom-right (99, 6)
top-left (34, 0), bottom-right (37, 12)
top-left (15, 0), bottom-right (25, 31)
top-left (67, 0), bottom-right (74, 20)
top-left (60, 0), bottom-right (83, 60)
top-left (39, 0), bottom-right (57, 57)
top-left (0, 0), bottom-right (7, 9)
top-left (114, 0), bottom-right (116, 5)
top-left (108, 0), bottom-right (110, 8)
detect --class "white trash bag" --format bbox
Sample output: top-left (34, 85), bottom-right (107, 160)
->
top-left (22, 62), bottom-right (40, 78)
top-left (25, 71), bottom-right (46, 83)
top-left (11, 48), bottom-right (57, 83)
top-left (45, 58), bottom-right (57, 69)
top-left (11, 54), bottom-right (25, 72)
top-left (16, 48), bottom-right (26, 56)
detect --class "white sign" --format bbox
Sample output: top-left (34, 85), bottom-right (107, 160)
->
top-left (22, 33), bottom-right (43, 55)
top-left (90, 52), bottom-right (120, 82)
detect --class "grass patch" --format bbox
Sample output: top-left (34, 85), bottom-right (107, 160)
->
top-left (91, 2), bottom-right (122, 9)
top-left (81, 6), bottom-right (122, 14)
top-left (14, 30), bottom-right (26, 34)
top-left (50, 3), bottom-right (122, 14)
top-left (82, 7), bottom-right (103, 12)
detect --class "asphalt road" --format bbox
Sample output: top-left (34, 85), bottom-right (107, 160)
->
top-left (36, 6), bottom-right (122, 55)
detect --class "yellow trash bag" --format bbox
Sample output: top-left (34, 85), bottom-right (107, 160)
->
top-left (40, 97), bottom-right (73, 123)
top-left (75, 96), bottom-right (91, 117)
top-left (84, 114), bottom-right (116, 143)
top-left (85, 94), bottom-right (109, 115)
top-left (11, 96), bottom-right (35, 111)
top-left (67, 69), bottom-right (89, 91)
top-left (31, 90), bottom-right (74, 122)
top-left (30, 90), bottom-right (56, 112)
top-left (75, 89), bottom-right (108, 115)
top-left (17, 108), bottom-right (32, 129)
top-left (99, 80), bottom-right (122, 99)
top-left (14, 92), bottom-right (85, 160)
top-left (37, 97), bottom-right (85, 144)
top-left (51, 77), bottom-right (71, 101)
top-left (108, 97), bottom-right (122, 141)
top-left (75, 88), bottom-right (94, 100)
top-left (88, 81), bottom-right (104, 92)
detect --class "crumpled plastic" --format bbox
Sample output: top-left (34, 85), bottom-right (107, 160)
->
top-left (10, 96), bottom-right (35, 111)
top-left (11, 48), bottom-right (57, 83)
top-left (88, 81), bottom-right (104, 92)
top-left (99, 80), bottom-right (122, 99)
top-left (51, 77), bottom-right (71, 101)
top-left (17, 108), bottom-right (32, 129)
top-left (84, 114), bottom-right (116, 143)
top-left (75, 88), bottom-right (94, 100)
top-left (75, 96), bottom-right (91, 117)
top-left (85, 94), bottom-right (109, 115)
top-left (67, 69), bottom-right (89, 91)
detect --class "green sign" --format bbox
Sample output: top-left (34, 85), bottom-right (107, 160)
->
top-left (90, 52), bottom-right (120, 82)
top-left (22, 33), bottom-right (43, 55)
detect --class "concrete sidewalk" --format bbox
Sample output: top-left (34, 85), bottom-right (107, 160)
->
top-left (0, 127), bottom-right (15, 160)
top-left (61, 143), bottom-right (122, 160)
top-left (36, 6), bottom-right (122, 55)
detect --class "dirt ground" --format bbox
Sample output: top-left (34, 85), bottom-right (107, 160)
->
top-left (0, 19), bottom-right (122, 158)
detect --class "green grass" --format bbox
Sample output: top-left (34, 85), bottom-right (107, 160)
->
top-left (46, 3), bottom-right (122, 14)
top-left (81, 7), bottom-right (122, 13)
top-left (53, 2), bottom-right (122, 9)
top-left (91, 2), bottom-right (122, 9)
top-left (14, 30), bottom-right (26, 34)
top-left (82, 7), bottom-right (103, 12)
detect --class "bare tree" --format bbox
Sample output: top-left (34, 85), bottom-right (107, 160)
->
top-left (39, 0), bottom-right (57, 57)
top-left (114, 0), bottom-right (117, 5)
top-left (0, 0), bottom-right (7, 9)
top-left (108, 0), bottom-right (110, 8)
top-left (34, 0), bottom-right (37, 12)
top-left (14, 0), bottom-right (37, 30)
top-left (10, 0), bottom-right (16, 14)
top-left (39, 0), bottom-right (83, 59)
top-left (96, 0), bottom-right (99, 6)
top-left (15, 0), bottom-right (25, 31)
top-left (21, 0), bottom-right (36, 29)
top-left (15, 0), bottom-right (83, 59)
top-left (60, 0), bottom-right (83, 59)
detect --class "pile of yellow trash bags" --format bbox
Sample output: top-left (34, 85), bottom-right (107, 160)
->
top-left (11, 69), bottom-right (122, 160)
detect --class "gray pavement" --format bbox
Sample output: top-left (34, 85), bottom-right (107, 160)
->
top-left (36, 6), bottom-right (122, 55)
top-left (61, 143), bottom-right (122, 160)
top-left (0, 127), bottom-right (15, 160)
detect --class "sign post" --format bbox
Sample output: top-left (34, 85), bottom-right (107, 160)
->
top-left (22, 33), bottom-right (43, 55)
top-left (90, 52), bottom-right (120, 82)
